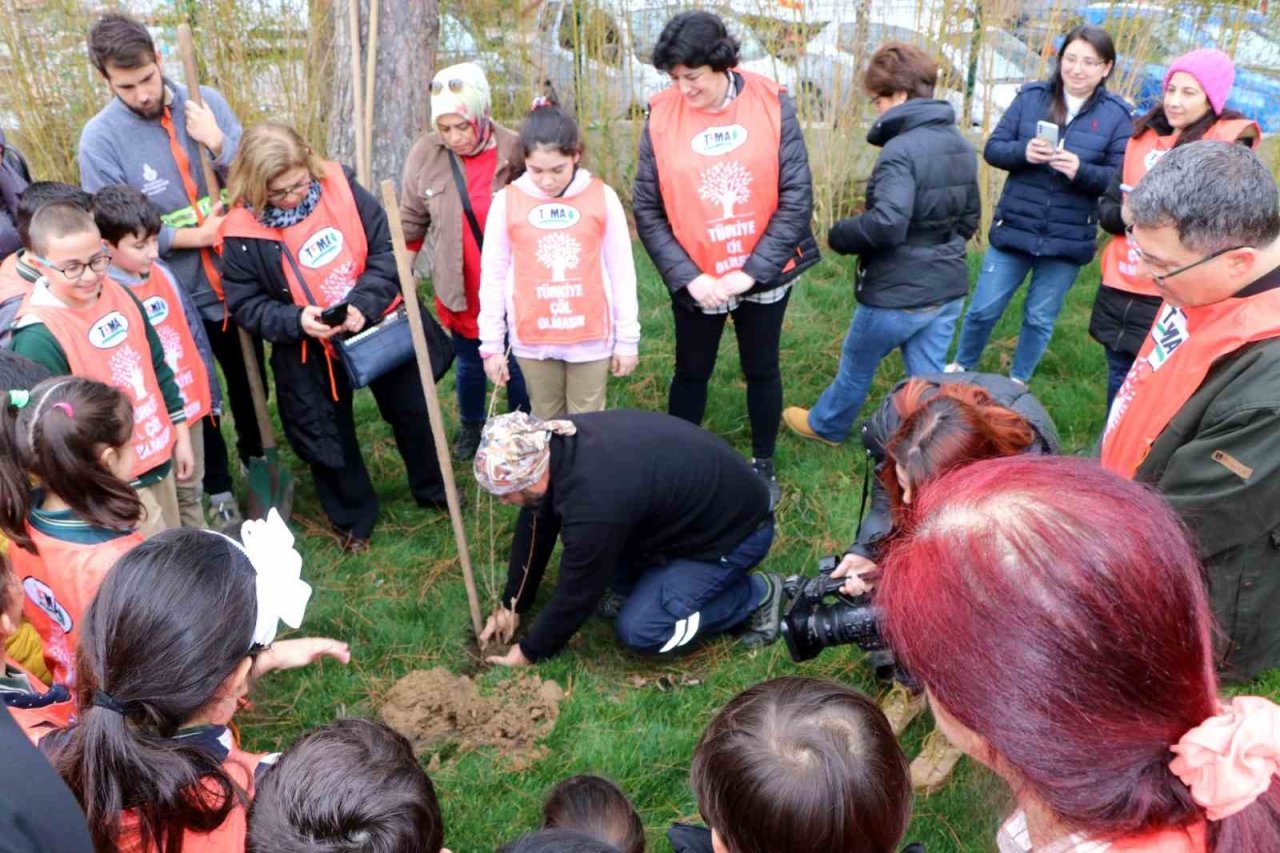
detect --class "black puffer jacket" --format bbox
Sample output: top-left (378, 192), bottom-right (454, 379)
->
top-left (633, 72), bottom-right (820, 310)
top-left (846, 372), bottom-right (1060, 560)
top-left (828, 99), bottom-right (980, 309)
top-left (222, 165), bottom-right (400, 467)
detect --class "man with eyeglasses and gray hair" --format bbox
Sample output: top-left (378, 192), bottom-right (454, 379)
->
top-left (1101, 140), bottom-right (1280, 682)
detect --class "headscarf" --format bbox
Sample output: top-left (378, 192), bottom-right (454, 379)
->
top-left (430, 62), bottom-right (494, 155)
top-left (0, 128), bottom-right (30, 258)
top-left (474, 412), bottom-right (577, 496)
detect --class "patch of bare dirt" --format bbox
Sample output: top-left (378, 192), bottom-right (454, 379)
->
top-left (381, 666), bottom-right (565, 771)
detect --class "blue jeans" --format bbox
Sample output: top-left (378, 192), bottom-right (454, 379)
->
top-left (451, 332), bottom-right (529, 424)
top-left (953, 245), bottom-right (1083, 383)
top-left (615, 518), bottom-right (775, 654)
top-left (807, 298), bottom-right (964, 443)
top-left (1103, 344), bottom-right (1135, 414)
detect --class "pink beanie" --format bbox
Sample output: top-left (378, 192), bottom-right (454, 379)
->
top-left (1163, 48), bottom-right (1236, 115)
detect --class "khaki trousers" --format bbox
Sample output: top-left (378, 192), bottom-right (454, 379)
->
top-left (175, 420), bottom-right (207, 529)
top-left (515, 357), bottom-right (611, 420)
top-left (136, 470), bottom-right (181, 539)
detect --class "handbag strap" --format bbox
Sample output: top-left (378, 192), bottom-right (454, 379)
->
top-left (448, 150), bottom-right (485, 249)
top-left (279, 243), bottom-right (319, 306)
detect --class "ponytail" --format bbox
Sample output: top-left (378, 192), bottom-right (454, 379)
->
top-left (0, 389), bottom-right (35, 550)
top-left (1212, 787), bottom-right (1280, 851)
top-left (52, 531), bottom-right (259, 851)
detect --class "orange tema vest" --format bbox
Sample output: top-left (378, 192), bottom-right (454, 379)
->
top-left (116, 743), bottom-right (267, 853)
top-left (3, 656), bottom-right (74, 744)
top-left (1101, 285), bottom-right (1280, 478)
top-left (129, 264), bottom-right (213, 422)
top-left (1100, 119), bottom-right (1260, 296)
top-left (24, 280), bottom-right (176, 479)
top-left (506, 178), bottom-right (612, 346)
top-left (10, 526), bottom-right (143, 687)
top-left (0, 252), bottom-right (30, 304)
top-left (649, 71), bottom-right (782, 277)
top-left (221, 163), bottom-right (368, 311)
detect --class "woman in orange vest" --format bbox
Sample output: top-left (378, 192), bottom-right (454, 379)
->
top-left (1092, 48), bottom-right (1259, 410)
top-left (47, 521), bottom-right (349, 853)
top-left (1, 552), bottom-right (73, 744)
top-left (479, 100), bottom-right (640, 419)
top-left (0, 377), bottom-right (144, 688)
top-left (221, 123), bottom-right (447, 552)
top-left (633, 11), bottom-right (819, 503)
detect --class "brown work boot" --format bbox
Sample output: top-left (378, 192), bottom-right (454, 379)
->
top-left (911, 727), bottom-right (965, 794)
top-left (879, 681), bottom-right (927, 737)
top-left (782, 407), bottom-right (841, 446)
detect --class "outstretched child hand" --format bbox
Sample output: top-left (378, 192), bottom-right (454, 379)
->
top-left (250, 637), bottom-right (351, 680)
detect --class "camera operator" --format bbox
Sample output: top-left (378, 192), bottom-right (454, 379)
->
top-left (833, 373), bottom-right (1059, 794)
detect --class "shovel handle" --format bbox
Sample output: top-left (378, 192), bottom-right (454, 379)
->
top-left (238, 329), bottom-right (277, 452)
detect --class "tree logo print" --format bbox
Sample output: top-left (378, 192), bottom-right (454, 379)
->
top-left (109, 344), bottom-right (150, 401)
top-left (157, 325), bottom-right (184, 373)
top-left (535, 233), bottom-right (582, 282)
top-left (698, 161), bottom-right (752, 219)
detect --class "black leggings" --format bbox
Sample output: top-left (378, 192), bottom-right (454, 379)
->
top-left (667, 291), bottom-right (790, 459)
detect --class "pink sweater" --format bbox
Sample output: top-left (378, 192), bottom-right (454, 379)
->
top-left (478, 170), bottom-right (640, 362)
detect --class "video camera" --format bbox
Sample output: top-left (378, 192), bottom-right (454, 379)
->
top-left (780, 555), bottom-right (887, 664)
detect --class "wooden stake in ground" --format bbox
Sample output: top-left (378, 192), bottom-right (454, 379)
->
top-left (362, 0), bottom-right (379, 183)
top-left (381, 179), bottom-right (484, 641)
top-left (348, 0), bottom-right (369, 186)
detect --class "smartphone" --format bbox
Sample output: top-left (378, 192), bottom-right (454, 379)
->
top-left (320, 302), bottom-right (349, 327)
top-left (1035, 120), bottom-right (1060, 147)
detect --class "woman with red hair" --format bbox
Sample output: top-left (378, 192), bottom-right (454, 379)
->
top-left (879, 456), bottom-right (1280, 851)
top-left (833, 371), bottom-right (1058, 793)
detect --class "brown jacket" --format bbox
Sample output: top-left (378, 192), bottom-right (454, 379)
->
top-left (399, 123), bottom-right (524, 312)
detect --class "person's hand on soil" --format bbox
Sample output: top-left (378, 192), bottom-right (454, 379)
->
top-left (300, 305), bottom-right (342, 339)
top-left (611, 352), bottom-right (638, 377)
top-left (686, 274), bottom-right (726, 311)
top-left (487, 643), bottom-right (532, 668)
top-left (1026, 137), bottom-right (1056, 165)
top-left (341, 304), bottom-right (366, 335)
top-left (1049, 148), bottom-right (1080, 180)
top-left (483, 353), bottom-right (509, 386)
top-left (479, 607), bottom-right (519, 647)
top-left (832, 553), bottom-right (878, 597)
top-left (250, 637), bottom-right (351, 680)
top-left (184, 98), bottom-right (225, 156)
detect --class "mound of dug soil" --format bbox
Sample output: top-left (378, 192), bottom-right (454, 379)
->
top-left (381, 667), bottom-right (565, 771)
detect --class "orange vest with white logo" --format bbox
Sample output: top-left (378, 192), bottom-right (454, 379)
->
top-left (649, 71), bottom-right (782, 278)
top-left (1100, 119), bottom-right (1260, 297)
top-left (221, 163), bottom-right (368, 310)
top-left (10, 526), bottom-right (143, 687)
top-left (1102, 285), bottom-right (1280, 478)
top-left (116, 741), bottom-right (268, 853)
top-left (128, 264), bottom-right (213, 422)
top-left (23, 280), bottom-right (177, 479)
top-left (506, 178), bottom-right (611, 346)
top-left (3, 656), bottom-right (74, 744)
top-left (0, 252), bottom-right (30, 303)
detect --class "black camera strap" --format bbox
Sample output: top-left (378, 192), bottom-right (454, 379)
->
top-left (856, 450), bottom-right (873, 526)
top-left (448, 150), bottom-right (485, 249)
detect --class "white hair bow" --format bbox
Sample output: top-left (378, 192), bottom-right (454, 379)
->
top-left (236, 509), bottom-right (313, 648)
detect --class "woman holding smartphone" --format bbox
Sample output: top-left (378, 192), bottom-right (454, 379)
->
top-left (946, 25), bottom-right (1133, 385)
top-left (221, 123), bottom-right (447, 551)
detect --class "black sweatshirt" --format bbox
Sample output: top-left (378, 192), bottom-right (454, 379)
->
top-left (503, 410), bottom-right (771, 661)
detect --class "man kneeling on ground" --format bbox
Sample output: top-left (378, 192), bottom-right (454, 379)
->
top-left (475, 410), bottom-right (784, 666)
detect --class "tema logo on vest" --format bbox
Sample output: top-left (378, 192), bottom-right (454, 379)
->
top-left (22, 577), bottom-right (73, 633)
top-left (690, 124), bottom-right (748, 156)
top-left (299, 227), bottom-right (344, 269)
top-left (143, 296), bottom-right (170, 325)
top-left (528, 203), bottom-right (580, 230)
top-left (88, 311), bottom-right (129, 349)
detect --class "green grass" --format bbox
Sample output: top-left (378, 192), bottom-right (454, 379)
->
top-left (235, 244), bottom-right (1280, 852)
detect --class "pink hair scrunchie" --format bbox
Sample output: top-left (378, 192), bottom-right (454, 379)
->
top-left (1170, 696), bottom-right (1280, 821)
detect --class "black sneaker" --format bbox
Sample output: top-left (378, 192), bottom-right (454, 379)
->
top-left (596, 589), bottom-right (628, 620)
top-left (750, 457), bottom-right (780, 506)
top-left (740, 572), bottom-right (785, 649)
top-left (208, 494), bottom-right (244, 538)
top-left (453, 422), bottom-right (483, 461)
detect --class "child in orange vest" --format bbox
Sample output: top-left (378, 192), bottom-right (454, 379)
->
top-left (0, 377), bottom-right (144, 687)
top-left (94, 185), bottom-right (220, 530)
top-left (46, 518), bottom-right (349, 853)
top-left (478, 101), bottom-right (640, 419)
top-left (9, 202), bottom-right (194, 538)
top-left (1, 550), bottom-right (73, 745)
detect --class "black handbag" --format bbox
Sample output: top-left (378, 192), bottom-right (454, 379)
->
top-left (282, 244), bottom-right (454, 389)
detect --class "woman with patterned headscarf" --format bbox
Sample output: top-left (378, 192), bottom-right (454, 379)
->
top-left (400, 62), bottom-right (530, 462)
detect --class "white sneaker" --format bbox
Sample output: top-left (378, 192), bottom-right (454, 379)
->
top-left (943, 362), bottom-right (965, 374)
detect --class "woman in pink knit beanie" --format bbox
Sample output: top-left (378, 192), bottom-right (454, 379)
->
top-left (1089, 46), bottom-right (1261, 413)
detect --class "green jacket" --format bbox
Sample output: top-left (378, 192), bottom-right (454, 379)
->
top-left (1137, 334), bottom-right (1280, 683)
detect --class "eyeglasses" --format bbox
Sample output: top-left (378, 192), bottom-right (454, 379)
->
top-left (430, 78), bottom-right (467, 94)
top-left (1061, 54), bottom-right (1106, 69)
top-left (32, 250), bottom-right (112, 280)
top-left (266, 178), bottom-right (312, 202)
top-left (1125, 226), bottom-right (1246, 286)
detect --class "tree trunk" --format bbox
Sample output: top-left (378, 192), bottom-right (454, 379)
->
top-left (328, 0), bottom-right (438, 189)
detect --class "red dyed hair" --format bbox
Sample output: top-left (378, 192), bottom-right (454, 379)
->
top-left (882, 379), bottom-right (1036, 522)
top-left (878, 456), bottom-right (1280, 850)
